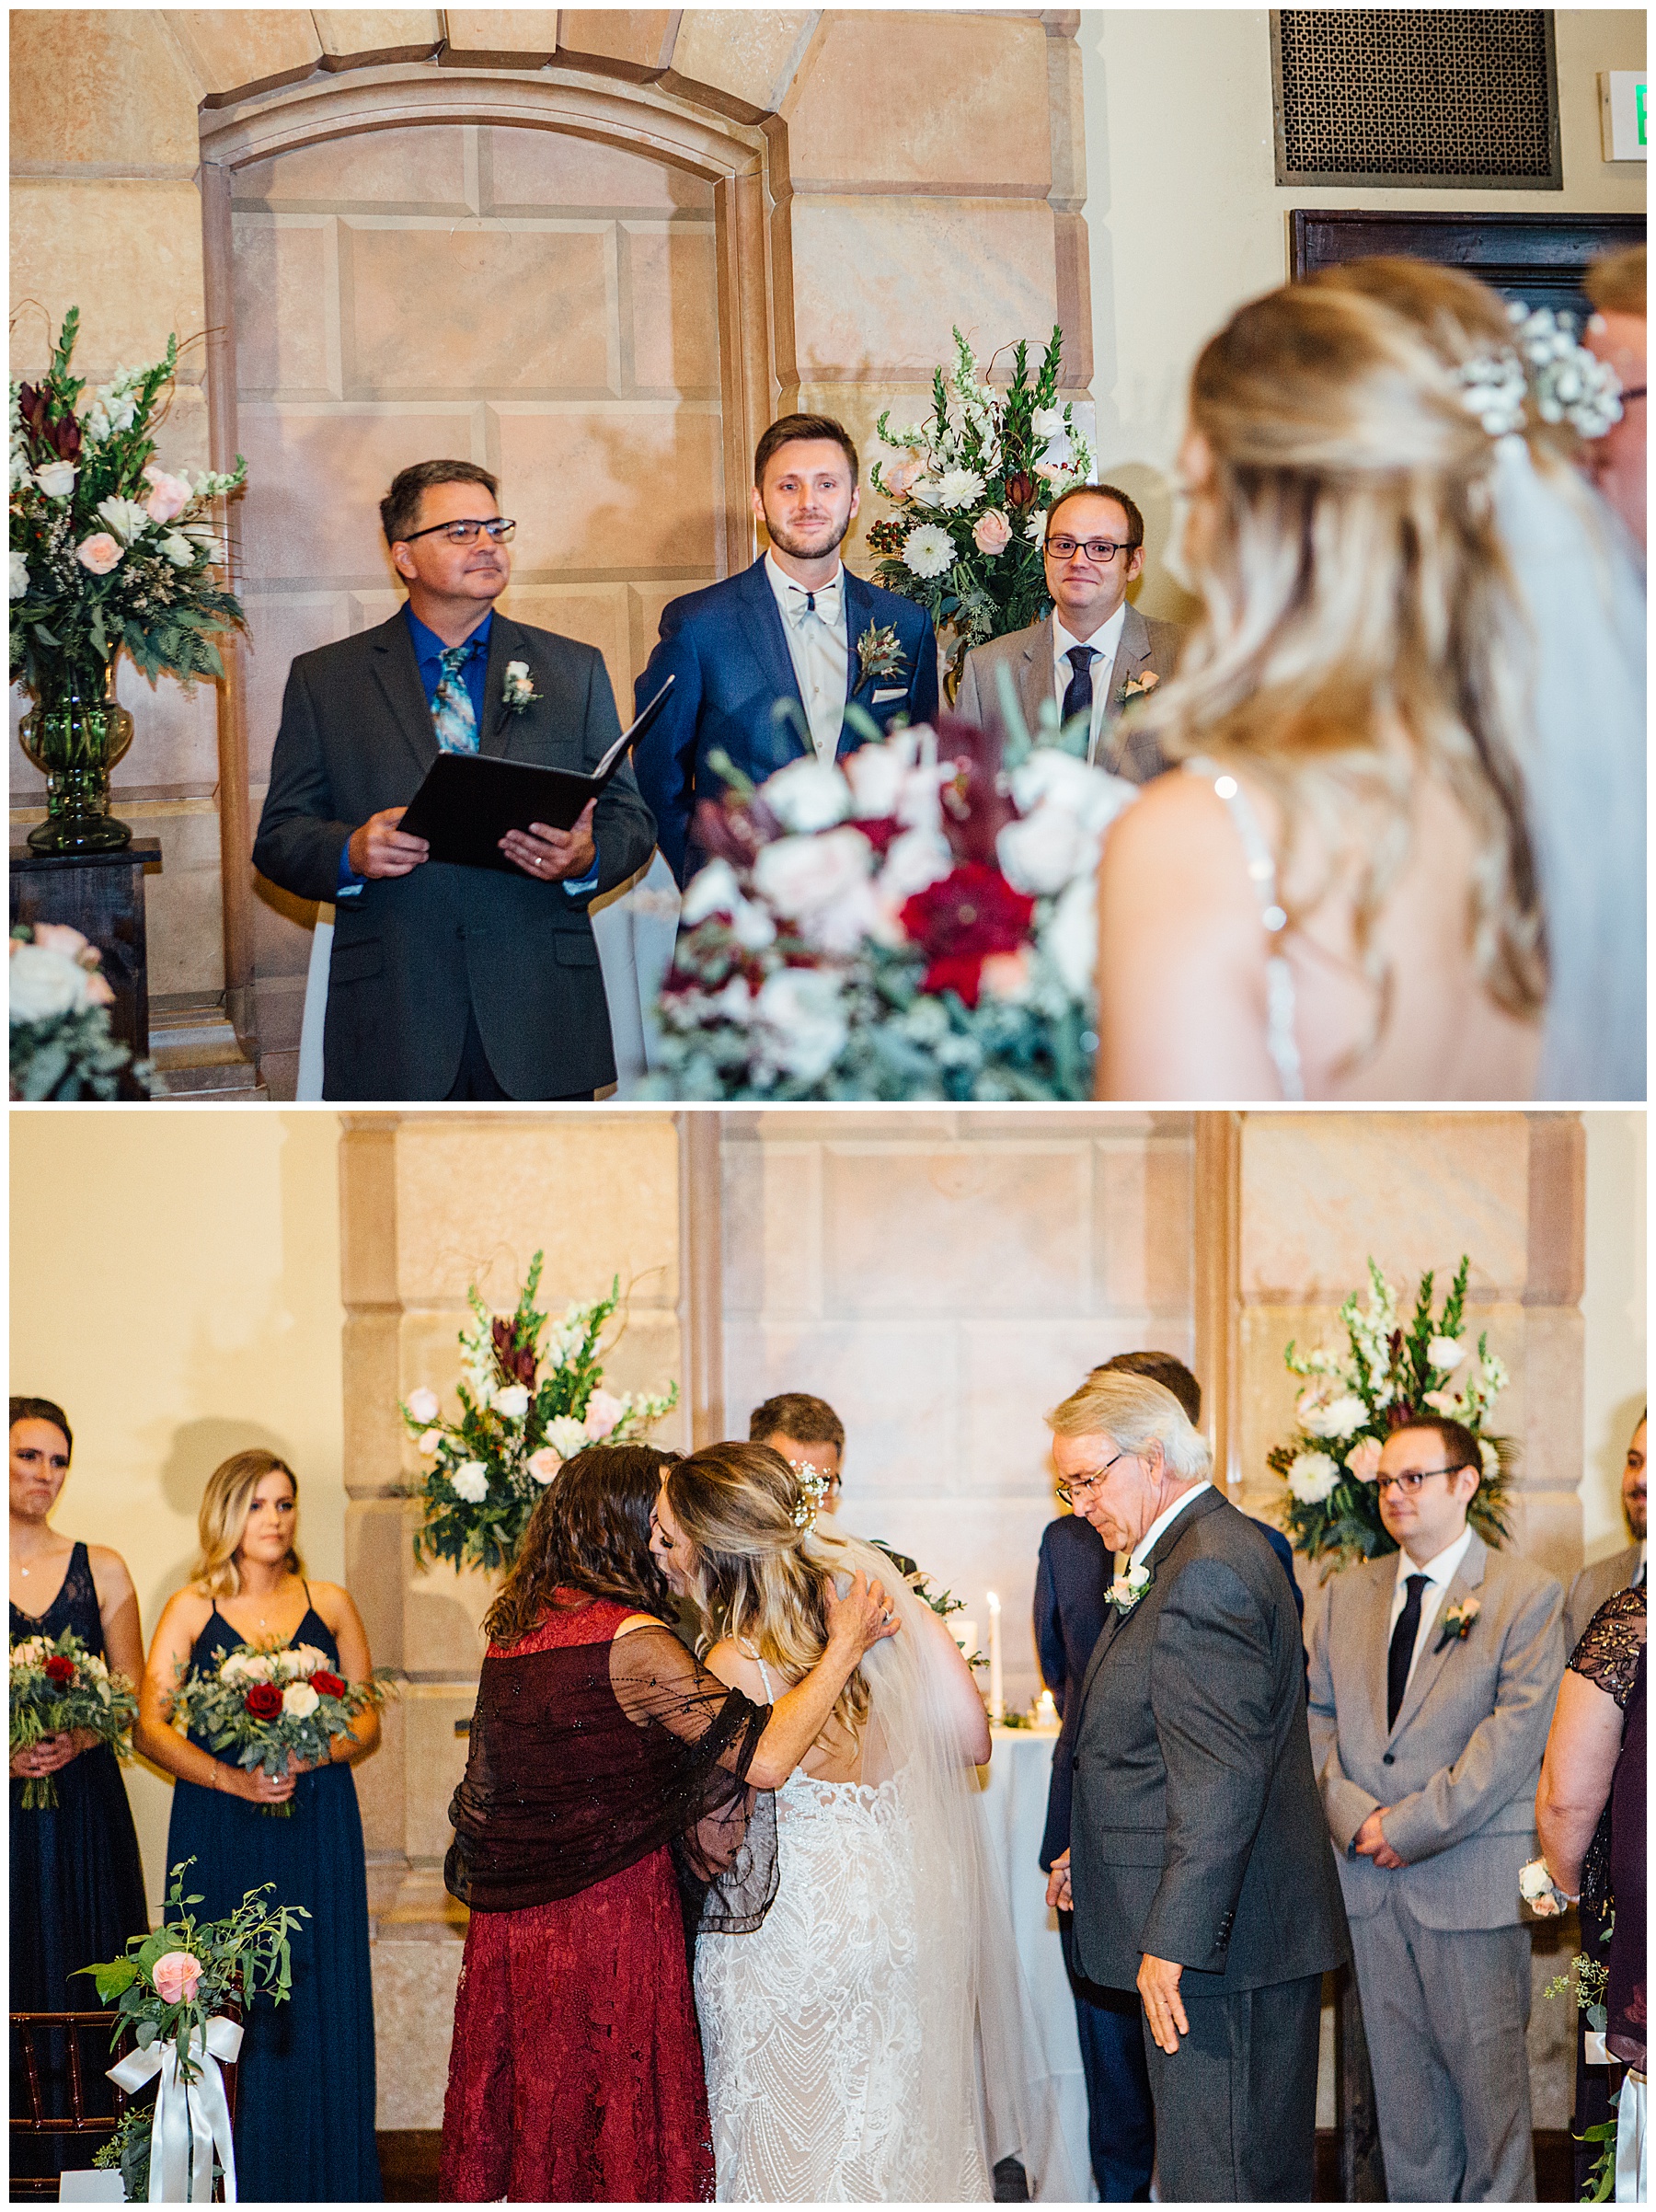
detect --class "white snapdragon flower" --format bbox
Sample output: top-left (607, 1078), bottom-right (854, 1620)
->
top-left (450, 1462), bottom-right (489, 1503)
top-left (1287, 1450), bottom-right (1340, 1504)
top-left (761, 756), bottom-right (852, 835)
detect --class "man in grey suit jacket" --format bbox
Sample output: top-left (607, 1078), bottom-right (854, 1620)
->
top-left (954, 484), bottom-right (1182, 779)
top-left (1306, 1415), bottom-right (1566, 2202)
top-left (1046, 1371), bottom-right (1349, 2201)
top-left (1565, 1409), bottom-right (1646, 1647)
top-left (254, 460), bottom-right (656, 1100)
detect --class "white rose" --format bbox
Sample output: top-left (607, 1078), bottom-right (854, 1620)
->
top-left (1008, 750), bottom-right (1134, 837)
top-left (546, 1415), bottom-right (592, 1459)
top-left (996, 806), bottom-right (1098, 898)
top-left (405, 1387), bottom-right (439, 1424)
top-left (877, 826), bottom-right (954, 906)
top-left (281, 1681), bottom-right (319, 1720)
top-left (760, 757), bottom-right (852, 835)
top-left (450, 1462), bottom-right (489, 1503)
top-left (842, 743), bottom-right (907, 821)
top-left (1427, 1336), bottom-right (1466, 1372)
top-left (33, 460), bottom-right (77, 500)
top-left (730, 899), bottom-right (776, 951)
top-left (679, 858), bottom-right (744, 927)
top-left (9, 940), bottom-right (91, 1023)
top-left (1287, 1450), bottom-right (1340, 1504)
top-left (1043, 875), bottom-right (1098, 999)
top-left (9, 551), bottom-right (29, 601)
top-left (754, 966), bottom-right (848, 1085)
top-left (291, 1644), bottom-right (328, 1677)
top-left (753, 827), bottom-right (871, 922)
top-left (494, 1384), bottom-right (531, 1420)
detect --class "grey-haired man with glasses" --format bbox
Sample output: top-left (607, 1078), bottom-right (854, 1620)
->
top-left (954, 484), bottom-right (1182, 776)
top-left (254, 459), bottom-right (655, 1100)
top-left (1306, 1414), bottom-right (1564, 2202)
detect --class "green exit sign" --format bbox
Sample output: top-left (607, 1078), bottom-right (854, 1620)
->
top-left (1601, 72), bottom-right (1649, 161)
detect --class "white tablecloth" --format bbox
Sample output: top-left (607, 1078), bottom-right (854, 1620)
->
top-left (977, 1724), bottom-right (1098, 2201)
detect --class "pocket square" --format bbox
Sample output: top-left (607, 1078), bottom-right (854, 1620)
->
top-left (871, 686), bottom-right (906, 704)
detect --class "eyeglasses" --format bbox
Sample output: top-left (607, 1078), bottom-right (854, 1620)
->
top-left (1375, 1466), bottom-right (1469, 1497)
top-left (1044, 536), bottom-right (1140, 564)
top-left (1055, 1448), bottom-right (1133, 1506)
top-left (400, 518), bottom-right (517, 545)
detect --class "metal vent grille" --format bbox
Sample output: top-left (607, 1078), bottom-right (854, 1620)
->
top-left (1271, 10), bottom-right (1561, 190)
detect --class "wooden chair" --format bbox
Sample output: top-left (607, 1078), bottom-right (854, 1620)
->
top-left (10, 2010), bottom-right (239, 2200)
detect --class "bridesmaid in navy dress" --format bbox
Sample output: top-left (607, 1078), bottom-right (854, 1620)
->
top-left (136, 1449), bottom-right (383, 2202)
top-left (10, 1398), bottom-right (150, 2180)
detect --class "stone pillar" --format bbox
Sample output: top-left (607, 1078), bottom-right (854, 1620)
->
top-left (338, 1107), bottom-right (688, 2126)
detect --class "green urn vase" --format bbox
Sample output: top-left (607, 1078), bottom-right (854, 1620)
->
top-left (17, 655), bottom-right (134, 854)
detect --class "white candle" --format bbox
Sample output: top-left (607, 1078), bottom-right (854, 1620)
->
top-left (952, 1618), bottom-right (979, 1661)
top-left (986, 1590), bottom-right (1004, 1722)
top-left (1035, 1688), bottom-right (1059, 1730)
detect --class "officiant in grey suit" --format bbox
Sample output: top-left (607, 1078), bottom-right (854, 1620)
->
top-left (253, 459), bottom-right (656, 1100)
top-left (1306, 1415), bottom-right (1565, 2203)
top-left (1045, 1370), bottom-right (1349, 2202)
top-left (954, 485), bottom-right (1183, 777)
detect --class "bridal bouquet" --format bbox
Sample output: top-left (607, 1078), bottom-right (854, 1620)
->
top-left (168, 1640), bottom-right (391, 1815)
top-left (10, 923), bottom-right (156, 1100)
top-left (404, 1255), bottom-right (679, 1573)
top-left (645, 706), bottom-right (1133, 1101)
top-left (79, 1860), bottom-right (306, 2204)
top-left (10, 1628), bottom-right (138, 1808)
top-left (1271, 1256), bottom-right (1512, 1571)
top-left (865, 326), bottom-right (1092, 684)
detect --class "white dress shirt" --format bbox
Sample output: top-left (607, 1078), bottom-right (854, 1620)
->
top-left (1052, 603), bottom-right (1126, 761)
top-left (1113, 1480), bottom-right (1213, 1582)
top-left (1386, 1522), bottom-right (1476, 1694)
top-left (765, 550), bottom-right (849, 762)
top-left (1634, 1540), bottom-right (1647, 1588)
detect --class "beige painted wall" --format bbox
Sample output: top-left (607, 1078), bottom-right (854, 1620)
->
top-left (1080, 6), bottom-right (1650, 612)
top-left (9, 1107), bottom-right (345, 1915)
top-left (1581, 1107), bottom-right (1648, 1555)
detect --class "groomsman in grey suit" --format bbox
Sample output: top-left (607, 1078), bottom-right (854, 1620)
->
top-left (1306, 1415), bottom-right (1566, 2203)
top-left (1047, 1370), bottom-right (1349, 2202)
top-left (954, 484), bottom-right (1182, 778)
top-left (1564, 1409), bottom-right (1645, 1647)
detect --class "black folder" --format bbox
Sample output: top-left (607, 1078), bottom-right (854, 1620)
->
top-left (397, 675), bottom-right (674, 873)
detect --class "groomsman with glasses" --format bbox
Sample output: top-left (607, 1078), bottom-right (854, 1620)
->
top-left (1306, 1416), bottom-right (1565, 2202)
top-left (954, 484), bottom-right (1183, 776)
top-left (254, 459), bottom-right (655, 1100)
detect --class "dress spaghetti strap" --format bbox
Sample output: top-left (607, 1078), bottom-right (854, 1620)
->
top-left (1183, 755), bottom-right (1305, 1100)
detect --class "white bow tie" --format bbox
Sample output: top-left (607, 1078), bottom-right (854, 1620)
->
top-left (788, 578), bottom-right (840, 623)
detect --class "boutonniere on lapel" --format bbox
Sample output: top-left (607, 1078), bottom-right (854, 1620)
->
top-left (1106, 1561), bottom-right (1152, 1616)
top-left (1433, 1596), bottom-right (1480, 1653)
top-left (855, 620), bottom-right (908, 687)
top-left (501, 659), bottom-right (541, 714)
top-left (1116, 669), bottom-right (1161, 711)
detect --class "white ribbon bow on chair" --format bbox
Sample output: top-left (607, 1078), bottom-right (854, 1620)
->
top-left (109, 2015), bottom-right (242, 2203)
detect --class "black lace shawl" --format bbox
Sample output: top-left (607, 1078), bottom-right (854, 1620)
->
top-left (444, 1620), bottom-right (778, 1930)
top-left (1569, 1584), bottom-right (1645, 1925)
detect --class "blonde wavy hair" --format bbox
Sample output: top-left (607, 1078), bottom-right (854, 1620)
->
top-left (664, 1441), bottom-right (871, 1747)
top-left (1133, 281), bottom-right (1546, 1048)
top-left (190, 1449), bottom-right (305, 1600)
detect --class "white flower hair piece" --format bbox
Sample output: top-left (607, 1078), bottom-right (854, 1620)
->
top-left (1457, 302), bottom-right (1624, 447)
top-left (788, 1459), bottom-right (831, 1531)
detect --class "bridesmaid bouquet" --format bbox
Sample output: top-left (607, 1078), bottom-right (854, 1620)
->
top-left (10, 1627), bottom-right (137, 1809)
top-left (169, 1640), bottom-right (391, 1816)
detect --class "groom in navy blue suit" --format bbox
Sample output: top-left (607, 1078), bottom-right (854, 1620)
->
top-left (634, 413), bottom-right (939, 882)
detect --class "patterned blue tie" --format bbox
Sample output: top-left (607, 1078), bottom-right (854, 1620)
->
top-left (432, 641), bottom-right (480, 755)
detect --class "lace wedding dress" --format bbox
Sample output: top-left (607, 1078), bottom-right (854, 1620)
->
top-left (693, 1537), bottom-right (1075, 2204)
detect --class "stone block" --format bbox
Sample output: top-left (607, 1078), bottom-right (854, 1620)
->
top-left (401, 1684), bottom-right (477, 1857)
top-left (492, 403), bottom-right (720, 573)
top-left (1093, 1132), bottom-right (1194, 1318)
top-left (721, 1136), bottom-right (824, 1319)
top-left (341, 220), bottom-right (617, 397)
top-left (789, 197), bottom-right (1058, 380)
top-left (961, 1317), bottom-right (1142, 1495)
top-left (312, 9), bottom-right (443, 64)
top-left (352, 1681), bottom-right (405, 1852)
top-left (126, 800), bottom-right (226, 997)
top-left (439, 10), bottom-right (559, 64)
top-left (668, 11), bottom-right (815, 118)
top-left (371, 1938), bottom-right (462, 2128)
top-left (233, 216), bottom-right (334, 397)
top-left (406, 1561), bottom-right (493, 1682)
top-left (167, 11), bottom-right (324, 103)
top-left (10, 180), bottom-right (207, 390)
top-left (627, 577), bottom-right (704, 688)
top-left (340, 1127), bottom-right (402, 1301)
top-left (341, 1313), bottom-right (407, 1492)
top-left (1506, 1489), bottom-right (1583, 1590)
top-left (492, 582), bottom-right (631, 728)
top-left (627, 222), bottom-right (720, 393)
top-left (236, 402), bottom-right (478, 586)
top-left (787, 13), bottom-right (1052, 192)
top-left (483, 121), bottom-right (712, 213)
top-left (236, 122), bottom-right (472, 213)
top-left (348, 1504), bottom-right (412, 1669)
top-left (250, 870), bottom-right (323, 979)
top-left (10, 10), bottom-right (201, 174)
top-left (239, 593), bottom-right (351, 783)
top-left (1512, 1305), bottom-right (1584, 1494)
top-left (1238, 1112), bottom-right (1531, 1303)
top-left (558, 10), bottom-right (675, 72)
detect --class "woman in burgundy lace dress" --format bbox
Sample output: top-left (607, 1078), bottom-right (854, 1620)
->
top-left (438, 1443), bottom-right (899, 2203)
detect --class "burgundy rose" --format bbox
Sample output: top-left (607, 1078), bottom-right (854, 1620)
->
top-left (852, 815), bottom-right (907, 858)
top-left (244, 1683), bottom-right (282, 1719)
top-left (43, 1654), bottom-right (75, 1684)
top-left (901, 862), bottom-right (1035, 1007)
top-left (309, 1670), bottom-right (345, 1699)
top-left (929, 714), bottom-right (1016, 868)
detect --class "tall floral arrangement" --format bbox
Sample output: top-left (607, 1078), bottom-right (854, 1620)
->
top-left (643, 703), bottom-right (1133, 1100)
top-left (1270, 1256), bottom-right (1512, 1571)
top-left (865, 327), bottom-right (1092, 685)
top-left (404, 1257), bottom-right (678, 1574)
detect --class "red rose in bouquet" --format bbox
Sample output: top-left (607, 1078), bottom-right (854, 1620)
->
top-left (309, 1671), bottom-right (346, 1699)
top-left (43, 1654), bottom-right (76, 1684)
top-left (244, 1684), bottom-right (282, 1719)
top-left (901, 862), bottom-right (1035, 1008)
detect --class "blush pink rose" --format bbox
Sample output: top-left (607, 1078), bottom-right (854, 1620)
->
top-left (30, 923), bottom-right (92, 960)
top-left (151, 1951), bottom-right (202, 2006)
top-left (882, 455), bottom-right (925, 500)
top-left (1347, 1435), bottom-right (1383, 1484)
top-left (526, 1448), bottom-right (562, 1485)
top-left (75, 534), bottom-right (122, 576)
top-left (972, 509), bottom-right (1013, 557)
top-left (82, 970), bottom-right (115, 1008)
top-left (141, 466), bottom-right (191, 524)
top-left (583, 1388), bottom-right (627, 1440)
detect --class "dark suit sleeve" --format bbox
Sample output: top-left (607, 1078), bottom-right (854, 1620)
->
top-left (1260, 1523), bottom-right (1305, 1630)
top-left (910, 610), bottom-right (940, 726)
top-left (1139, 1556), bottom-right (1281, 1973)
top-left (633, 600), bottom-right (704, 886)
top-left (252, 656), bottom-right (357, 905)
top-left (1033, 1530), bottom-right (1067, 1716)
top-left (573, 647), bottom-right (655, 902)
